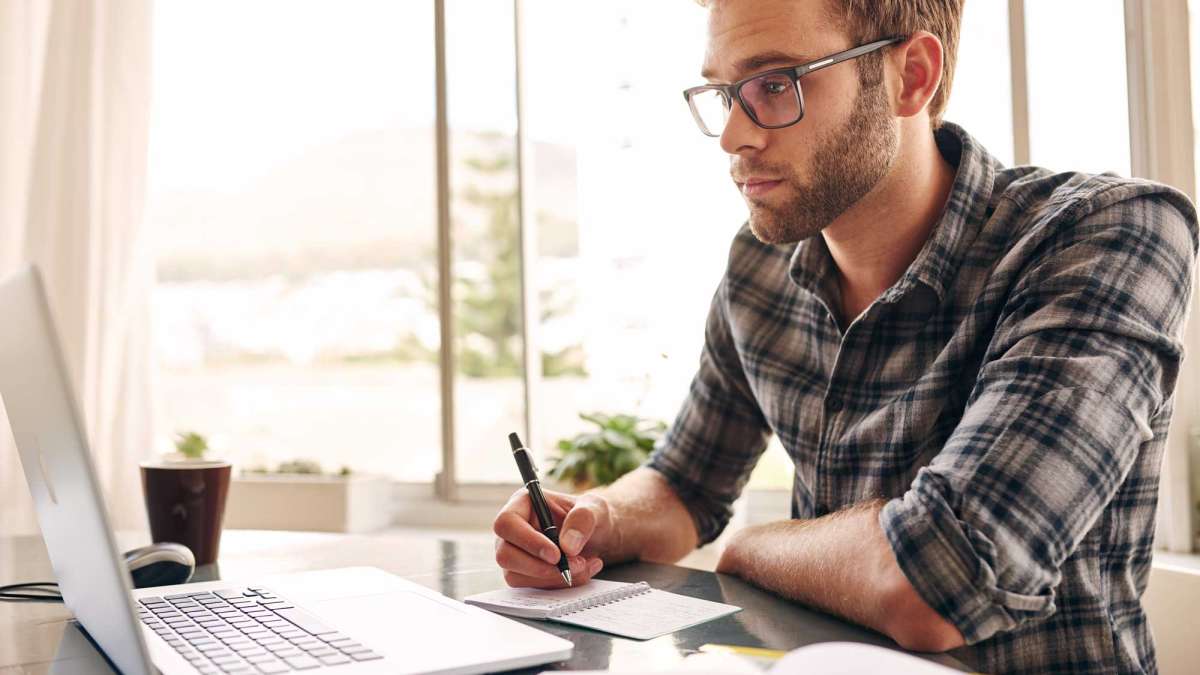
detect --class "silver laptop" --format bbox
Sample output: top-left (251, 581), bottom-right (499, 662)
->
top-left (0, 265), bottom-right (573, 674)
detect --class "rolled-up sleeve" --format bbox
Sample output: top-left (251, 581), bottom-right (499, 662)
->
top-left (881, 193), bottom-right (1197, 644)
top-left (647, 273), bottom-right (771, 546)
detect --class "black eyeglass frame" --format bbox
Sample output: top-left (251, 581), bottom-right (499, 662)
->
top-left (683, 36), bottom-right (907, 137)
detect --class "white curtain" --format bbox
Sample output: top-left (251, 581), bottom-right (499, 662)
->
top-left (0, 0), bottom-right (155, 535)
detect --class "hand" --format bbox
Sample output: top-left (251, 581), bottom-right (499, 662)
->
top-left (492, 488), bottom-right (617, 588)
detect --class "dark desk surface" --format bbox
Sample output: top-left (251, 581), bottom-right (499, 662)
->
top-left (0, 529), bottom-right (969, 673)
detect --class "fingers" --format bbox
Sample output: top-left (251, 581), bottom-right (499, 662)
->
top-left (495, 539), bottom-right (594, 581)
top-left (502, 557), bottom-right (605, 589)
top-left (494, 492), bottom-right (560, 564)
top-left (543, 490), bottom-right (577, 515)
top-left (559, 494), bottom-right (604, 557)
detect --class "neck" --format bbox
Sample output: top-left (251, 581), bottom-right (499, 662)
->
top-left (822, 123), bottom-right (955, 326)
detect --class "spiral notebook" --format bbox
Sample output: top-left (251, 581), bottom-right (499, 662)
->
top-left (464, 579), bottom-right (741, 640)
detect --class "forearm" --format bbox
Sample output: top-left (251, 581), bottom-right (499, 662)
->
top-left (716, 500), bottom-right (963, 652)
top-left (591, 467), bottom-right (699, 564)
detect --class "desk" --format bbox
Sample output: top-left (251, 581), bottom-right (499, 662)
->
top-left (0, 529), bottom-right (969, 673)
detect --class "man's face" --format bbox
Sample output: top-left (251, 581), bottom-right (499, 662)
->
top-left (701, 0), bottom-right (899, 245)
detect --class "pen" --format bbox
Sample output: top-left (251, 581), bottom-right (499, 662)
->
top-left (508, 432), bottom-right (572, 587)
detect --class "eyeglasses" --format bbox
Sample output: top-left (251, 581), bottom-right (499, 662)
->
top-left (683, 37), bottom-right (906, 137)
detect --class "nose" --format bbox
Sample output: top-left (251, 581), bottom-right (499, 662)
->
top-left (719, 98), bottom-right (768, 156)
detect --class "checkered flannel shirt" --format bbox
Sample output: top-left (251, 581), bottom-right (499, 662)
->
top-left (647, 122), bottom-right (1197, 674)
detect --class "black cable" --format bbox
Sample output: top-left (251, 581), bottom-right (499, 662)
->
top-left (0, 581), bottom-right (63, 602)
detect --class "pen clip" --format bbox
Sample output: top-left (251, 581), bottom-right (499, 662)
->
top-left (514, 446), bottom-right (538, 476)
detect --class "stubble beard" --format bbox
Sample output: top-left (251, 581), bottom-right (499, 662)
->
top-left (743, 80), bottom-right (899, 246)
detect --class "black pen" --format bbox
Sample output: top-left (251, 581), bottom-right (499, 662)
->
top-left (508, 432), bottom-right (572, 587)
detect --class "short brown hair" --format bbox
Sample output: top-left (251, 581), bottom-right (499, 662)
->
top-left (696, 0), bottom-right (964, 127)
top-left (835, 1), bottom-right (962, 127)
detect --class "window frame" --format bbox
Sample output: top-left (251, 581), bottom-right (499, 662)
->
top-left (417, 0), bottom-right (1200, 550)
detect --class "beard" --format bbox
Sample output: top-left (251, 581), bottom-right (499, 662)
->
top-left (739, 79), bottom-right (899, 245)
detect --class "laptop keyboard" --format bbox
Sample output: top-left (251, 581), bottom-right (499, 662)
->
top-left (137, 586), bottom-right (382, 672)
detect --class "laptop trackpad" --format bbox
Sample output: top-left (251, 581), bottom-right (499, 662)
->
top-left (312, 590), bottom-right (471, 650)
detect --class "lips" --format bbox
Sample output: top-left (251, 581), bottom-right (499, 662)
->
top-left (737, 177), bottom-right (783, 197)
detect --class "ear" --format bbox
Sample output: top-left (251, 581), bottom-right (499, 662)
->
top-left (889, 31), bottom-right (944, 120)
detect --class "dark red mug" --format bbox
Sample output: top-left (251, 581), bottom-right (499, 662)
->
top-left (139, 460), bottom-right (231, 565)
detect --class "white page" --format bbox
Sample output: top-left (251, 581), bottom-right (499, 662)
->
top-left (464, 579), bottom-right (633, 618)
top-left (556, 588), bottom-right (741, 640)
top-left (768, 642), bottom-right (962, 674)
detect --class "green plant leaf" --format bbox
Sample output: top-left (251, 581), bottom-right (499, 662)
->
top-left (554, 411), bottom-right (667, 486)
top-left (174, 431), bottom-right (209, 459)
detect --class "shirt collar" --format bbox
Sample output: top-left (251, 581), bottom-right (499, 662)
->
top-left (787, 122), bottom-right (1000, 308)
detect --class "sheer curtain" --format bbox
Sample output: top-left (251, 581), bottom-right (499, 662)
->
top-left (0, 0), bottom-right (155, 534)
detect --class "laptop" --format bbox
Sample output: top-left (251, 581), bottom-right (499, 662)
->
top-left (0, 265), bottom-right (573, 674)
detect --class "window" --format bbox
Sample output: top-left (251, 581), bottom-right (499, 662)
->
top-left (943, 0), bottom-right (1015, 165)
top-left (517, 1), bottom-right (781, 486)
top-left (149, 1), bottom-right (439, 480)
top-left (444, 0), bottom-right (526, 483)
top-left (148, 0), bottom-right (1194, 546)
top-left (1025, 0), bottom-right (1131, 175)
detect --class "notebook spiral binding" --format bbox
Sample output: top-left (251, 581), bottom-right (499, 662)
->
top-left (550, 581), bottom-right (652, 618)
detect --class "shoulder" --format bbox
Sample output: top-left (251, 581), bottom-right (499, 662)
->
top-left (992, 168), bottom-right (1198, 258)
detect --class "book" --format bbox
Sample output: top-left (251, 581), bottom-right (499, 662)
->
top-left (562, 641), bottom-right (968, 674)
top-left (463, 579), bottom-right (741, 640)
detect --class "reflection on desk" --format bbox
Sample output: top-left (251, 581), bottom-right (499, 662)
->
top-left (0, 529), bottom-right (970, 673)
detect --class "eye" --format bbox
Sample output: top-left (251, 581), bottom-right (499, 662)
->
top-left (764, 80), bottom-right (789, 95)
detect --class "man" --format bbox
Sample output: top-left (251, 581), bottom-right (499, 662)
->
top-left (492, 1), bottom-right (1197, 672)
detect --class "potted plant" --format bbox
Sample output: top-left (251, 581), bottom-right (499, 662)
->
top-left (546, 412), bottom-right (667, 492)
top-left (139, 431), bottom-right (232, 565)
top-left (224, 458), bottom-right (391, 533)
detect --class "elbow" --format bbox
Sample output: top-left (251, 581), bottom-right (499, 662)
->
top-left (881, 577), bottom-right (966, 653)
top-left (888, 616), bottom-right (965, 653)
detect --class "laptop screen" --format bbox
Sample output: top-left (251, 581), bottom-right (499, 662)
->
top-left (0, 266), bottom-right (153, 675)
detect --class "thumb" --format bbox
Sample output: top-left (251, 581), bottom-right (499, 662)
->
top-left (559, 496), bottom-right (601, 557)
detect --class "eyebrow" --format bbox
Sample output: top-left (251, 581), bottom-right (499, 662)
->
top-left (701, 50), bottom-right (814, 82)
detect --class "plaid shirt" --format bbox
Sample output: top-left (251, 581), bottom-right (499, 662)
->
top-left (647, 122), bottom-right (1197, 674)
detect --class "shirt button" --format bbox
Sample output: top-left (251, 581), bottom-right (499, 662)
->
top-left (824, 397), bottom-right (843, 413)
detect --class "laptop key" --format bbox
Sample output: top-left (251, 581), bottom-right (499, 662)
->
top-left (348, 651), bottom-right (383, 662)
top-left (198, 644), bottom-right (230, 655)
top-left (282, 655), bottom-right (321, 670)
top-left (188, 638), bottom-right (218, 648)
top-left (264, 642), bottom-right (296, 653)
top-left (338, 645), bottom-right (371, 655)
top-left (270, 608), bottom-right (334, 636)
top-left (253, 662), bottom-right (290, 674)
top-left (289, 637), bottom-right (321, 648)
top-left (318, 653), bottom-right (351, 666)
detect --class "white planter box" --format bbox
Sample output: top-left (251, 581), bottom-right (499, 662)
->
top-left (224, 474), bottom-right (392, 533)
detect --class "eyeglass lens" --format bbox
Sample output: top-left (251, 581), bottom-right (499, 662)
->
top-left (689, 72), bottom-right (802, 136)
top-left (741, 72), bottom-right (801, 126)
